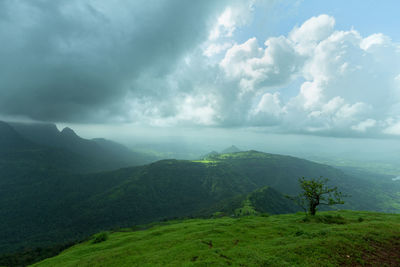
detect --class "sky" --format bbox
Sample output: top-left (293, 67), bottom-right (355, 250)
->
top-left (1, 0), bottom-right (400, 147)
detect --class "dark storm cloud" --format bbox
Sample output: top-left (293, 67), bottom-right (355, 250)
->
top-left (0, 0), bottom-right (228, 122)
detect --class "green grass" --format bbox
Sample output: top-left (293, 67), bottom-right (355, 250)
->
top-left (32, 210), bottom-right (400, 267)
top-left (191, 160), bottom-right (218, 164)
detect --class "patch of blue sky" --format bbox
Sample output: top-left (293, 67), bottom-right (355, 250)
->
top-left (233, 0), bottom-right (400, 45)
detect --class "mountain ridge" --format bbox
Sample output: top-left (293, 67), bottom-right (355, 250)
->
top-left (5, 121), bottom-right (156, 170)
top-left (220, 145), bottom-right (241, 154)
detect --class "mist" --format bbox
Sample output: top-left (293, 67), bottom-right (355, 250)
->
top-left (58, 123), bottom-right (400, 165)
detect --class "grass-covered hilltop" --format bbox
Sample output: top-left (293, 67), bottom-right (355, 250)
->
top-left (32, 211), bottom-right (400, 267)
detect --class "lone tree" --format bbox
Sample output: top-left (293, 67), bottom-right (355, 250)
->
top-left (291, 177), bottom-right (345, 216)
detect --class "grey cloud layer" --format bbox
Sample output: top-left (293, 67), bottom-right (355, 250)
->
top-left (2, 2), bottom-right (400, 139)
top-left (0, 0), bottom-right (228, 122)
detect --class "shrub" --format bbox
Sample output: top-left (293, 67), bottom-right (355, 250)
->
top-left (315, 215), bottom-right (346, 224)
top-left (212, 211), bottom-right (226, 218)
top-left (301, 214), bottom-right (346, 224)
top-left (294, 230), bottom-right (304, 236)
top-left (92, 232), bottom-right (109, 244)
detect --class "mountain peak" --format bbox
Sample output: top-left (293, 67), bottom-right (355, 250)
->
top-left (41, 123), bottom-right (59, 133)
top-left (221, 145), bottom-right (241, 154)
top-left (61, 127), bottom-right (78, 138)
top-left (201, 150), bottom-right (219, 160)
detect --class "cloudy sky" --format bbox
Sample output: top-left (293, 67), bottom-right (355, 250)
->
top-left (1, 0), bottom-right (400, 141)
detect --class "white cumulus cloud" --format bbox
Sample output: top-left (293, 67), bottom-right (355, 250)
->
top-left (95, 10), bottom-right (400, 138)
top-left (216, 13), bottom-right (400, 137)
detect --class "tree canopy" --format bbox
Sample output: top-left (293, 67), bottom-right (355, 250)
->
top-left (292, 177), bottom-right (345, 215)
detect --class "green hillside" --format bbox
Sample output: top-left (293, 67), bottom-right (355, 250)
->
top-left (199, 186), bottom-right (301, 217)
top-left (1, 150), bottom-right (400, 258)
top-left (201, 151), bottom-right (400, 212)
top-left (32, 211), bottom-right (400, 267)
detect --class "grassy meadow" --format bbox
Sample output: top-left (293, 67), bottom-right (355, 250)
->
top-left (32, 210), bottom-right (400, 267)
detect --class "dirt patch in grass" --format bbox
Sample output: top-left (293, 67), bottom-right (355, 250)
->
top-left (349, 237), bottom-right (400, 266)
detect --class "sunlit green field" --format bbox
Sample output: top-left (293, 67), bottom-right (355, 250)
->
top-left (32, 210), bottom-right (400, 267)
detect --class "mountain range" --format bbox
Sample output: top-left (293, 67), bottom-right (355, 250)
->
top-left (2, 121), bottom-right (156, 172)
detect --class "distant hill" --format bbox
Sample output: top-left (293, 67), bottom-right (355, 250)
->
top-left (8, 122), bottom-right (61, 148)
top-left (1, 149), bottom-right (399, 257)
top-left (8, 121), bottom-right (157, 170)
top-left (31, 211), bottom-right (400, 267)
top-left (201, 186), bottom-right (301, 217)
top-left (247, 186), bottom-right (301, 214)
top-left (201, 150), bottom-right (219, 160)
top-left (0, 121), bottom-right (107, 173)
top-left (0, 121), bottom-right (35, 152)
top-left (221, 145), bottom-right (241, 154)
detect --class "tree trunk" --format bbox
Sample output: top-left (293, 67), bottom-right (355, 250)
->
top-left (310, 204), bottom-right (317, 215)
top-left (309, 195), bottom-right (319, 216)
